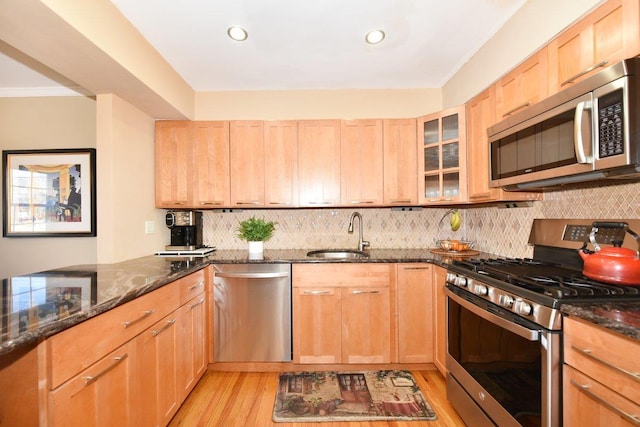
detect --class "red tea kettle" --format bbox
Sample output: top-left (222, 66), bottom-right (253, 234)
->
top-left (579, 222), bottom-right (640, 286)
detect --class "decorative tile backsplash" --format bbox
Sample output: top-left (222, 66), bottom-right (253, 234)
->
top-left (202, 181), bottom-right (640, 258)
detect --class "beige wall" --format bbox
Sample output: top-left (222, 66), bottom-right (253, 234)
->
top-left (96, 94), bottom-right (167, 263)
top-left (195, 88), bottom-right (442, 120)
top-left (442, 0), bottom-right (603, 107)
top-left (0, 96), bottom-right (97, 277)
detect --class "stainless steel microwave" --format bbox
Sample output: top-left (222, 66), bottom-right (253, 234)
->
top-left (488, 57), bottom-right (640, 191)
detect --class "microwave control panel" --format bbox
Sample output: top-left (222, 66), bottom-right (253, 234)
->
top-left (597, 88), bottom-right (624, 158)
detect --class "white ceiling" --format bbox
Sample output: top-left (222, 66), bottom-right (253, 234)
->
top-left (0, 0), bottom-right (527, 95)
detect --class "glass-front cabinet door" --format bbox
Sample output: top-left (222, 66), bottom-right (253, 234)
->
top-left (417, 106), bottom-right (467, 204)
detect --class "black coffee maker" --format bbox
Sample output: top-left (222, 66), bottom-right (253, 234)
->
top-left (165, 211), bottom-right (203, 250)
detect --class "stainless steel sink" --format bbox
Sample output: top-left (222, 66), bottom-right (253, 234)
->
top-left (306, 249), bottom-right (370, 259)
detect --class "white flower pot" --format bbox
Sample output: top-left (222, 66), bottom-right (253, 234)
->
top-left (248, 241), bottom-right (264, 254)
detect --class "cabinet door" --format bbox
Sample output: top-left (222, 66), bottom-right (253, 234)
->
top-left (548, 0), bottom-right (640, 93)
top-left (418, 106), bottom-right (467, 204)
top-left (341, 119), bottom-right (384, 206)
top-left (432, 265), bottom-right (447, 374)
top-left (264, 121), bottom-right (299, 207)
top-left (298, 120), bottom-right (341, 206)
top-left (396, 264), bottom-right (433, 364)
top-left (49, 340), bottom-right (138, 427)
top-left (138, 313), bottom-right (179, 427)
top-left (177, 295), bottom-right (207, 402)
top-left (293, 287), bottom-right (342, 364)
top-left (383, 119), bottom-right (418, 205)
top-left (155, 121), bottom-right (192, 208)
top-left (191, 121), bottom-right (230, 208)
top-left (230, 121), bottom-right (265, 207)
top-left (495, 48), bottom-right (548, 120)
top-left (342, 286), bottom-right (391, 364)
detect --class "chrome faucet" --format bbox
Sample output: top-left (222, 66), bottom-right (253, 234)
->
top-left (348, 211), bottom-right (370, 251)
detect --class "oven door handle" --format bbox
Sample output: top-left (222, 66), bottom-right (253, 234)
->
top-left (447, 288), bottom-right (540, 341)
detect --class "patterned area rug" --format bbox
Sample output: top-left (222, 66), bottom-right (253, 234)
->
top-left (273, 370), bottom-right (437, 422)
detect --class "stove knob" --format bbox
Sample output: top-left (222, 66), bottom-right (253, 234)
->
top-left (445, 272), bottom-right (457, 285)
top-left (473, 284), bottom-right (488, 296)
top-left (454, 276), bottom-right (468, 288)
top-left (499, 294), bottom-right (514, 308)
top-left (514, 300), bottom-right (533, 316)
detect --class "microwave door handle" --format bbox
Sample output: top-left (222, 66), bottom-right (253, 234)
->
top-left (574, 100), bottom-right (592, 164)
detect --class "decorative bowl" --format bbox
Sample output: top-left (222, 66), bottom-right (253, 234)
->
top-left (437, 240), bottom-right (475, 252)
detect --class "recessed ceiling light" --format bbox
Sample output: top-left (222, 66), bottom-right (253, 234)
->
top-left (365, 30), bottom-right (385, 45)
top-left (227, 26), bottom-right (248, 41)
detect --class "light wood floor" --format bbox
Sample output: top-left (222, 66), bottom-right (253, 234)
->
top-left (169, 370), bottom-right (466, 427)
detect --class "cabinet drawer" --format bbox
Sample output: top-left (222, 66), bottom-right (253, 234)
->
top-left (564, 365), bottom-right (640, 427)
top-left (47, 283), bottom-right (179, 389)
top-left (179, 269), bottom-right (207, 305)
top-left (293, 263), bottom-right (391, 288)
top-left (564, 316), bottom-right (640, 404)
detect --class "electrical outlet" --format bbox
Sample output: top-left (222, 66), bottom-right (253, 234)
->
top-left (145, 221), bottom-right (155, 234)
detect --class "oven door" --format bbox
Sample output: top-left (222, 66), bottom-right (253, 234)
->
top-left (446, 286), bottom-right (560, 427)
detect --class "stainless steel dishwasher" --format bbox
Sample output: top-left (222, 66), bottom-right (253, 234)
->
top-left (213, 263), bottom-right (292, 362)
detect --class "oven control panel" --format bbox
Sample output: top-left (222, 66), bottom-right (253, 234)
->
top-left (563, 224), bottom-right (625, 244)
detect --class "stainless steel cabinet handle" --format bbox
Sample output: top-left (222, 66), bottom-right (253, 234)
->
top-left (502, 101), bottom-right (531, 117)
top-left (188, 281), bottom-right (205, 291)
top-left (571, 345), bottom-right (640, 383)
top-left (268, 201), bottom-right (294, 205)
top-left (389, 199), bottom-right (412, 204)
top-left (151, 318), bottom-right (176, 337)
top-left (348, 200), bottom-right (375, 204)
top-left (351, 290), bottom-right (381, 295)
top-left (235, 201), bottom-right (262, 205)
top-left (401, 266), bottom-right (431, 270)
top-left (199, 201), bottom-right (224, 205)
top-left (308, 201), bottom-right (333, 205)
top-left (570, 379), bottom-right (640, 425)
top-left (216, 272), bottom-right (289, 279)
top-left (83, 354), bottom-right (128, 386)
top-left (302, 290), bottom-right (332, 295)
top-left (190, 298), bottom-right (205, 309)
top-left (561, 59), bottom-right (609, 86)
top-left (123, 309), bottom-right (155, 328)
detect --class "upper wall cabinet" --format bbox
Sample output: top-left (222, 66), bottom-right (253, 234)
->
top-left (548, 0), bottom-right (640, 93)
top-left (417, 106), bottom-right (467, 205)
top-left (341, 119), bottom-right (384, 206)
top-left (155, 121), bottom-right (193, 208)
top-left (383, 119), bottom-right (418, 205)
top-left (495, 48), bottom-right (548, 120)
top-left (230, 121), bottom-right (265, 207)
top-left (264, 121), bottom-right (299, 207)
top-left (298, 120), bottom-right (342, 207)
top-left (191, 121), bottom-right (231, 208)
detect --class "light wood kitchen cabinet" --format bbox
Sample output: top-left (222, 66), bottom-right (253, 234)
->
top-left (495, 48), bottom-right (548, 120)
top-left (340, 119), bottom-right (384, 206)
top-left (396, 264), bottom-right (433, 364)
top-left (177, 281), bottom-right (207, 401)
top-left (417, 106), bottom-right (467, 205)
top-left (138, 312), bottom-right (180, 427)
top-left (432, 265), bottom-right (447, 375)
top-left (230, 121), bottom-right (265, 207)
top-left (297, 120), bottom-right (341, 206)
top-left (49, 340), bottom-right (139, 427)
top-left (264, 121), bottom-right (299, 207)
top-left (155, 121), bottom-right (192, 208)
top-left (383, 119), bottom-right (418, 205)
top-left (465, 88), bottom-right (542, 203)
top-left (548, 0), bottom-right (640, 93)
top-left (292, 263), bottom-right (392, 364)
top-left (563, 316), bottom-right (640, 427)
top-left (191, 121), bottom-right (231, 208)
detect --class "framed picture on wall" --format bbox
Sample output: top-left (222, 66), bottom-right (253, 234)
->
top-left (2, 148), bottom-right (96, 237)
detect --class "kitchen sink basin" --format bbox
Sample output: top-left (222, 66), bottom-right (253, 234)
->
top-left (306, 249), bottom-right (370, 259)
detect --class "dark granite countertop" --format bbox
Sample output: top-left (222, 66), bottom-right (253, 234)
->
top-left (2, 248), bottom-right (466, 357)
top-left (561, 302), bottom-right (640, 342)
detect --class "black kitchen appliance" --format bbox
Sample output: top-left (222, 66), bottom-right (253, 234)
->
top-left (445, 218), bottom-right (640, 427)
top-left (165, 210), bottom-right (203, 250)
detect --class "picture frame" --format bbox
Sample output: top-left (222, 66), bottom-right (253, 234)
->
top-left (2, 148), bottom-right (96, 237)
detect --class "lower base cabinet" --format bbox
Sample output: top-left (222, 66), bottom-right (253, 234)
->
top-left (396, 264), bottom-right (433, 363)
top-left (46, 268), bottom-right (209, 427)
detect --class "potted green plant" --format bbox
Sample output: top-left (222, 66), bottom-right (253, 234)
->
top-left (236, 216), bottom-right (277, 254)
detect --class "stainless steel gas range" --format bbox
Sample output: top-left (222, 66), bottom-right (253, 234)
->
top-left (445, 218), bottom-right (640, 427)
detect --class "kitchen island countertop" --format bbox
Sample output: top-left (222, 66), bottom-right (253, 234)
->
top-left (2, 248), bottom-right (466, 357)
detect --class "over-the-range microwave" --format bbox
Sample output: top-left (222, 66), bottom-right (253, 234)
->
top-left (488, 57), bottom-right (640, 191)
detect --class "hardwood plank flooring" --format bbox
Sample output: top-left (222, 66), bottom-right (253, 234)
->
top-left (169, 370), bottom-right (466, 427)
